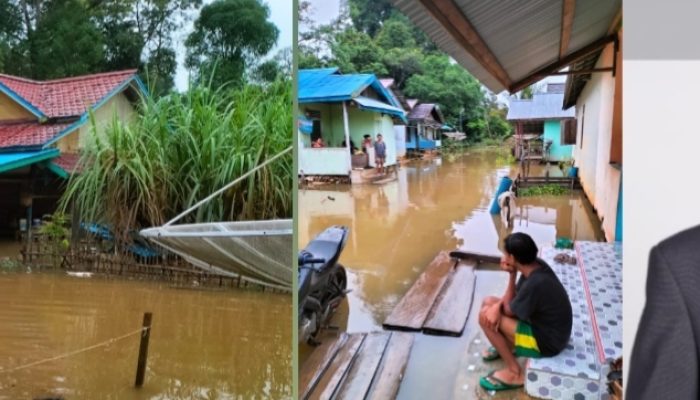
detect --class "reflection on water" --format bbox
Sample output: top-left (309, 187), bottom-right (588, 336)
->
top-left (299, 147), bottom-right (603, 345)
top-left (0, 273), bottom-right (291, 399)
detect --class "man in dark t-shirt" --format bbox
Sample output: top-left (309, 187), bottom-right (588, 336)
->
top-left (478, 232), bottom-right (573, 392)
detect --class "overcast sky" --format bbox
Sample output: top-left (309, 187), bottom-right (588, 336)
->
top-left (302, 0), bottom-right (342, 29)
top-left (174, 0), bottom-right (293, 91)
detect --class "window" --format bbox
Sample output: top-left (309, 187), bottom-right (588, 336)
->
top-left (521, 121), bottom-right (544, 135)
top-left (561, 119), bottom-right (577, 145)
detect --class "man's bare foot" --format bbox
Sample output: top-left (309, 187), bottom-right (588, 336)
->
top-left (486, 368), bottom-right (524, 386)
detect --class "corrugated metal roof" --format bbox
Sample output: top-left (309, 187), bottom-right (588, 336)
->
top-left (354, 96), bottom-right (406, 120)
top-left (507, 93), bottom-right (575, 120)
top-left (408, 103), bottom-right (445, 123)
top-left (389, 0), bottom-right (620, 93)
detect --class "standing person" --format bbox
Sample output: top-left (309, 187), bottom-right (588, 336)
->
top-left (374, 134), bottom-right (386, 175)
top-left (478, 233), bottom-right (572, 391)
top-left (361, 134), bottom-right (372, 168)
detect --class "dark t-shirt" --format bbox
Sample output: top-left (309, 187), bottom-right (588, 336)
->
top-left (374, 141), bottom-right (386, 158)
top-left (509, 259), bottom-right (573, 356)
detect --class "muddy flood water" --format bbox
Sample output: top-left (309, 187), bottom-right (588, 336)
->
top-left (0, 271), bottom-right (291, 399)
top-left (299, 147), bottom-right (604, 399)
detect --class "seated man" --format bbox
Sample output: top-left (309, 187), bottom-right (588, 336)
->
top-left (478, 232), bottom-right (572, 391)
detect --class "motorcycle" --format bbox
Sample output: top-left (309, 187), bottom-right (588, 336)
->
top-left (298, 225), bottom-right (349, 345)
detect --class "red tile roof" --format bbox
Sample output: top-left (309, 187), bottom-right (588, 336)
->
top-left (0, 121), bottom-right (73, 149)
top-left (0, 69), bottom-right (138, 118)
top-left (52, 153), bottom-right (82, 174)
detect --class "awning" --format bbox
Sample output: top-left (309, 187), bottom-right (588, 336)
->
top-left (0, 148), bottom-right (59, 174)
top-left (389, 0), bottom-right (620, 94)
top-left (353, 96), bottom-right (408, 122)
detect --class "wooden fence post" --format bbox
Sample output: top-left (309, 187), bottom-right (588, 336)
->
top-left (134, 312), bottom-right (153, 387)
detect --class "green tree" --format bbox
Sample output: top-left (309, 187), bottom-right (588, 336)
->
top-left (185, 0), bottom-right (278, 87)
top-left (31, 0), bottom-right (105, 79)
top-left (348, 0), bottom-right (395, 36)
top-left (404, 55), bottom-right (485, 133)
top-left (331, 28), bottom-right (386, 74)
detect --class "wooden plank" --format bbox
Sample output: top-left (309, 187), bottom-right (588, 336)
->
top-left (365, 333), bottom-right (415, 400)
top-left (308, 334), bottom-right (366, 400)
top-left (418, 0), bottom-right (511, 89)
top-left (383, 252), bottom-right (455, 330)
top-left (559, 0), bottom-right (576, 58)
top-left (300, 333), bottom-right (348, 400)
top-left (332, 332), bottom-right (392, 400)
top-left (449, 250), bottom-right (501, 265)
top-left (423, 263), bottom-right (477, 336)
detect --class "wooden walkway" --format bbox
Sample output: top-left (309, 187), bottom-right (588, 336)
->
top-left (382, 251), bottom-right (485, 336)
top-left (300, 332), bottom-right (414, 400)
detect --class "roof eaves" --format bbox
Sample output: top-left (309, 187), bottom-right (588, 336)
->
top-left (41, 116), bottom-right (88, 149)
top-left (0, 148), bottom-right (59, 174)
top-left (45, 160), bottom-right (70, 179)
top-left (90, 74), bottom-right (142, 113)
top-left (0, 81), bottom-right (47, 120)
top-left (299, 94), bottom-right (354, 104)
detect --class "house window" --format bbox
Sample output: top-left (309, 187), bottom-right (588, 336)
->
top-left (561, 119), bottom-right (577, 145)
top-left (521, 121), bottom-right (544, 135)
top-left (579, 105), bottom-right (586, 149)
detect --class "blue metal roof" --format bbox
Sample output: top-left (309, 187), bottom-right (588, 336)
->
top-left (299, 68), bottom-right (407, 121)
top-left (298, 69), bottom-right (402, 107)
top-left (0, 149), bottom-right (59, 174)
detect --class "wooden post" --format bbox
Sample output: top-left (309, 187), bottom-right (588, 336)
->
top-left (135, 312), bottom-right (153, 387)
top-left (26, 200), bottom-right (33, 263)
top-left (342, 102), bottom-right (352, 173)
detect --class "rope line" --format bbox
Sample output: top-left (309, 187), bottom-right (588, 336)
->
top-left (164, 145), bottom-right (293, 227)
top-left (0, 327), bottom-right (149, 374)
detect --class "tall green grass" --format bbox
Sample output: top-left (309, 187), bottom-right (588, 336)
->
top-left (59, 79), bottom-right (292, 243)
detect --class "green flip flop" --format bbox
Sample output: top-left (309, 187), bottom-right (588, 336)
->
top-left (479, 370), bottom-right (524, 391)
top-left (481, 346), bottom-right (501, 361)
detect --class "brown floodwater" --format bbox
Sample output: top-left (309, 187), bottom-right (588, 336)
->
top-left (0, 272), bottom-right (291, 399)
top-left (298, 147), bottom-right (604, 398)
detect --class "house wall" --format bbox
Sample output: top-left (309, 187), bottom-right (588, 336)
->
top-left (0, 92), bottom-right (34, 120)
top-left (395, 125), bottom-right (407, 157)
top-left (298, 101), bottom-right (397, 176)
top-left (57, 92), bottom-right (135, 153)
top-left (544, 120), bottom-right (573, 161)
top-left (572, 41), bottom-right (621, 241)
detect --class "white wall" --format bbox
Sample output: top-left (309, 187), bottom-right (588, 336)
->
top-left (624, 60), bottom-right (700, 384)
top-left (394, 125), bottom-right (407, 157)
top-left (298, 147), bottom-right (350, 176)
top-left (572, 42), bottom-right (621, 241)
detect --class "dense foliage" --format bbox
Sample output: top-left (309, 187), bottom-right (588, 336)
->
top-left (185, 0), bottom-right (279, 88)
top-left (299, 0), bottom-right (512, 142)
top-left (59, 79), bottom-right (292, 243)
top-left (0, 0), bottom-right (286, 94)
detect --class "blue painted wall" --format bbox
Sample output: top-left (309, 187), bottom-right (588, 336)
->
top-left (543, 120), bottom-right (573, 162)
top-left (615, 175), bottom-right (622, 242)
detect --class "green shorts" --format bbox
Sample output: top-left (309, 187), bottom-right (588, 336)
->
top-left (514, 321), bottom-right (542, 358)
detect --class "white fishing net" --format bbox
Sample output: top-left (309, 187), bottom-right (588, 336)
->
top-left (141, 219), bottom-right (292, 289)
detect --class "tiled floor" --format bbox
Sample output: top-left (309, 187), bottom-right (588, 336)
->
top-left (525, 242), bottom-right (621, 400)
